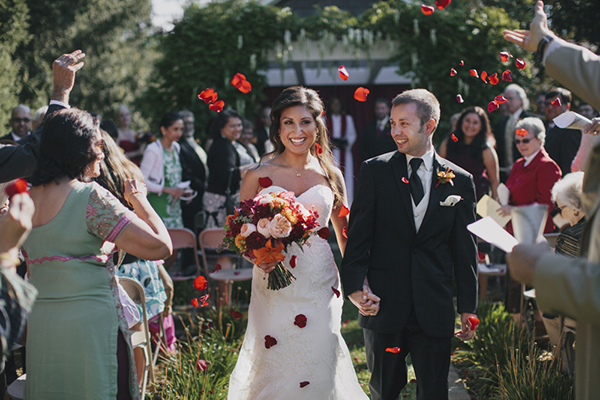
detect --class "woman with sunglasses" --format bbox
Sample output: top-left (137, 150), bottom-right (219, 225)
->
top-left (497, 117), bottom-right (561, 319)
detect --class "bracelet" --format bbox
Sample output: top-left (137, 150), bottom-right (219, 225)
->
top-left (0, 252), bottom-right (20, 267)
top-left (125, 190), bottom-right (143, 205)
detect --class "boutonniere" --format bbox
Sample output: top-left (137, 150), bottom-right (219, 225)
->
top-left (435, 168), bottom-right (455, 188)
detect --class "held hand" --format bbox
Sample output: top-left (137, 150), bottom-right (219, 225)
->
top-left (0, 193), bottom-right (35, 254)
top-left (497, 205), bottom-right (514, 217)
top-left (51, 50), bottom-right (86, 103)
top-left (455, 313), bottom-right (477, 341)
top-left (507, 243), bottom-right (550, 286)
top-left (349, 277), bottom-right (381, 316)
top-left (583, 117), bottom-right (600, 135)
top-left (503, 1), bottom-right (554, 52)
top-left (124, 179), bottom-right (147, 206)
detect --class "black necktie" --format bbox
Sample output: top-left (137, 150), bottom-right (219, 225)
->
top-left (409, 157), bottom-right (424, 206)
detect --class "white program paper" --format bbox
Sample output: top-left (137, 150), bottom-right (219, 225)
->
top-left (467, 216), bottom-right (519, 253)
top-left (477, 195), bottom-right (511, 228)
top-left (553, 111), bottom-right (591, 130)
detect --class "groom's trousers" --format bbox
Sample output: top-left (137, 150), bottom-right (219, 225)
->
top-left (363, 308), bottom-right (452, 400)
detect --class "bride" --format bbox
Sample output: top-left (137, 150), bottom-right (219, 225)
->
top-left (228, 86), bottom-right (369, 399)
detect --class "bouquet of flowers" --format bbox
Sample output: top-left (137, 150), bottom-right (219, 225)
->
top-left (221, 190), bottom-right (320, 290)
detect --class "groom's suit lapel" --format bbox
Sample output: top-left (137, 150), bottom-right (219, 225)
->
top-left (419, 154), bottom-right (447, 233)
top-left (391, 151), bottom-right (417, 234)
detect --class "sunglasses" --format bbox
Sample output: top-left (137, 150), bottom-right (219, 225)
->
top-left (514, 138), bottom-right (531, 144)
top-left (555, 203), bottom-right (566, 216)
top-left (11, 118), bottom-right (31, 123)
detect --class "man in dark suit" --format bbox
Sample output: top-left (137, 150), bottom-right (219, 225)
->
top-left (341, 89), bottom-right (478, 400)
top-left (359, 98), bottom-right (397, 163)
top-left (543, 88), bottom-right (582, 176)
top-left (0, 50), bottom-right (85, 183)
top-left (1, 105), bottom-right (32, 142)
top-left (493, 84), bottom-right (538, 181)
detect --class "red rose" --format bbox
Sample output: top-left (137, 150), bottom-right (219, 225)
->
top-left (245, 231), bottom-right (267, 250)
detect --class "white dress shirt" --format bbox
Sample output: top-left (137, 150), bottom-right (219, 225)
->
top-left (407, 148), bottom-right (435, 232)
top-left (523, 149), bottom-right (541, 167)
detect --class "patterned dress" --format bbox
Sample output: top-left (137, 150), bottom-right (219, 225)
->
top-left (22, 182), bottom-right (139, 400)
top-left (147, 147), bottom-right (184, 228)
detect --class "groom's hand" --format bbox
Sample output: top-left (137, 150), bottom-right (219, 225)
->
top-left (348, 279), bottom-right (381, 316)
top-left (455, 313), bottom-right (478, 341)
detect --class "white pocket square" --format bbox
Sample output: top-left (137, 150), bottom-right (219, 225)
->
top-left (440, 195), bottom-right (462, 207)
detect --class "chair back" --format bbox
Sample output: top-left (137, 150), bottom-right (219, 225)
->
top-left (167, 228), bottom-right (201, 278)
top-left (198, 228), bottom-right (227, 270)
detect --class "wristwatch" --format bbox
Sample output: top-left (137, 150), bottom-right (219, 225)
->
top-left (536, 35), bottom-right (554, 64)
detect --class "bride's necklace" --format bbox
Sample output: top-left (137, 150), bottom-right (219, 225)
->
top-left (283, 155), bottom-right (309, 178)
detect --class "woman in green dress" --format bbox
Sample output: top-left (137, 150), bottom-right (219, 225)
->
top-left (23, 108), bottom-right (172, 400)
top-left (140, 112), bottom-right (186, 228)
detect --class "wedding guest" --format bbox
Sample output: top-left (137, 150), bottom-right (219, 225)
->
top-left (23, 107), bottom-right (171, 399)
top-left (255, 106), bottom-right (274, 157)
top-left (578, 102), bottom-right (597, 120)
top-left (31, 106), bottom-right (48, 131)
top-left (505, 4), bottom-right (600, 399)
top-left (536, 91), bottom-right (547, 118)
top-left (439, 106), bottom-right (500, 200)
top-left (140, 112), bottom-right (185, 229)
top-left (1, 105), bottom-right (32, 142)
top-left (116, 105), bottom-right (144, 165)
top-left (233, 120), bottom-right (257, 166)
top-left (239, 119), bottom-right (260, 162)
top-left (544, 88), bottom-right (582, 176)
top-left (359, 98), bottom-right (395, 163)
top-left (571, 103), bottom-right (598, 172)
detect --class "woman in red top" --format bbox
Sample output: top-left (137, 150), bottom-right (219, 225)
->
top-left (498, 117), bottom-right (561, 316)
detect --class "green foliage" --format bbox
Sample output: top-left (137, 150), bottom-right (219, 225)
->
top-left (547, 0), bottom-right (600, 48)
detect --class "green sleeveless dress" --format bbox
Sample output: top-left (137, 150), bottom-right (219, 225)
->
top-left (22, 182), bottom-right (140, 400)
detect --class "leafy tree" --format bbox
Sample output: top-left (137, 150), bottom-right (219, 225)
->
top-left (0, 0), bottom-right (30, 130)
top-left (546, 0), bottom-right (600, 48)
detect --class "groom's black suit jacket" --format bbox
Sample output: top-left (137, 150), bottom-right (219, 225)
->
top-left (341, 150), bottom-right (478, 338)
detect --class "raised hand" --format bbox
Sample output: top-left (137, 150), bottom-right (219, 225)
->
top-left (502, 1), bottom-right (554, 52)
top-left (51, 50), bottom-right (86, 104)
top-left (583, 117), bottom-right (600, 135)
top-left (0, 193), bottom-right (35, 256)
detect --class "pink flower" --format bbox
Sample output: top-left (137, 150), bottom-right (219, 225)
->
top-left (269, 214), bottom-right (292, 239)
top-left (240, 223), bottom-right (257, 238)
top-left (257, 218), bottom-right (271, 238)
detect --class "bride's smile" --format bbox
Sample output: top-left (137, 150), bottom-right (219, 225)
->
top-left (279, 105), bottom-right (317, 154)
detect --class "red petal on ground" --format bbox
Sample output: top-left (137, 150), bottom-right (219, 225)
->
top-left (385, 347), bottom-right (401, 353)
top-left (290, 255), bottom-right (297, 268)
top-left (516, 128), bottom-right (528, 137)
top-left (265, 335), bottom-right (277, 349)
top-left (5, 178), bottom-right (29, 197)
top-left (209, 100), bottom-right (224, 113)
top-left (468, 316), bottom-right (480, 330)
top-left (193, 276), bottom-right (207, 291)
top-left (456, 94), bottom-right (464, 104)
top-left (317, 227), bottom-right (330, 240)
top-left (354, 87), bottom-right (370, 102)
top-left (258, 176), bottom-right (272, 187)
top-left (500, 51), bottom-right (512, 62)
top-left (315, 142), bottom-right (323, 155)
top-left (191, 298), bottom-right (199, 307)
top-left (515, 58), bottom-right (526, 69)
top-left (196, 360), bottom-right (208, 371)
top-left (459, 60), bottom-right (464, 66)
top-left (338, 65), bottom-right (349, 81)
top-left (487, 101), bottom-right (499, 113)
top-left (488, 73), bottom-right (499, 85)
top-left (502, 70), bottom-right (512, 81)
top-left (294, 314), bottom-right (307, 328)
top-left (450, 68), bottom-right (457, 77)
top-left (551, 98), bottom-right (562, 107)
top-left (421, 4), bottom-right (434, 15)
top-left (451, 134), bottom-right (458, 142)
top-left (342, 226), bottom-right (348, 239)
top-left (494, 95), bottom-right (508, 104)
top-left (470, 69), bottom-right (478, 78)
top-left (338, 205), bottom-right (350, 217)
top-left (300, 381), bottom-right (310, 388)
top-left (230, 309), bottom-right (243, 319)
top-left (480, 70), bottom-right (488, 83)
top-left (332, 286), bottom-right (341, 298)
top-left (402, 177), bottom-right (409, 184)
top-left (435, 0), bottom-right (451, 10)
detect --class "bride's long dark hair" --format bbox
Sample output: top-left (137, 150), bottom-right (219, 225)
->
top-left (265, 86), bottom-right (343, 207)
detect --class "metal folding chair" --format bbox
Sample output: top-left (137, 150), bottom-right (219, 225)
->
top-left (167, 228), bottom-right (202, 280)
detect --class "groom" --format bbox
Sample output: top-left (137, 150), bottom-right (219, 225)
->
top-left (341, 89), bottom-right (478, 400)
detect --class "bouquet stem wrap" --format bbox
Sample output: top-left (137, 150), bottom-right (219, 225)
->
top-left (268, 261), bottom-right (295, 290)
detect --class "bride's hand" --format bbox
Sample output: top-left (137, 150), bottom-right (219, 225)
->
top-left (254, 261), bottom-right (278, 274)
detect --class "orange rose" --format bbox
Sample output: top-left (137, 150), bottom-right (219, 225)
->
top-left (269, 214), bottom-right (292, 239)
top-left (257, 218), bottom-right (271, 238)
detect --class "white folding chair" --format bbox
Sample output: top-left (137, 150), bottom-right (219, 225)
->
top-left (118, 277), bottom-right (153, 397)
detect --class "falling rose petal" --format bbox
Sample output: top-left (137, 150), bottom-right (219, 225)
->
top-left (456, 94), bottom-right (464, 104)
top-left (199, 294), bottom-right (209, 302)
top-left (515, 58), bottom-right (526, 69)
top-left (321, 110), bottom-right (326, 117)
top-left (502, 70), bottom-right (512, 82)
top-left (487, 101), bottom-right (499, 113)
top-left (551, 98), bottom-right (562, 107)
top-left (500, 51), bottom-right (512, 62)
top-left (331, 286), bottom-right (341, 298)
top-left (338, 205), bottom-right (350, 218)
top-left (5, 178), bottom-right (29, 198)
top-left (459, 60), bottom-right (464, 66)
top-left (435, 0), bottom-right (451, 10)
top-left (421, 4), bottom-right (434, 15)
top-left (300, 381), bottom-right (310, 388)
top-left (258, 176), bottom-right (272, 187)
top-left (342, 226), bottom-right (348, 239)
top-left (468, 316), bottom-right (480, 330)
top-left (386, 347), bottom-right (402, 353)
top-left (338, 65), bottom-right (349, 81)
top-left (230, 72), bottom-right (248, 91)
top-left (201, 300), bottom-right (209, 307)
top-left (488, 73), bottom-right (499, 85)
top-left (238, 79), bottom-right (252, 94)
top-left (354, 87), bottom-right (370, 102)
top-left (211, 264), bottom-right (222, 273)
top-left (230, 309), bottom-right (243, 319)
top-left (470, 69), bottom-right (478, 78)
top-left (198, 88), bottom-right (217, 104)
top-left (402, 177), bottom-right (409, 184)
top-left (450, 68), bottom-right (457, 77)
top-left (315, 142), bottom-right (323, 155)
top-left (494, 95), bottom-right (507, 105)
top-left (196, 360), bottom-right (208, 371)
top-left (193, 276), bottom-right (208, 291)
top-left (451, 134), bottom-right (458, 142)
top-left (290, 255), bottom-right (297, 268)
top-left (264, 335), bottom-right (277, 349)
top-left (191, 298), bottom-right (199, 307)
top-left (478, 251), bottom-right (486, 262)
top-left (516, 128), bottom-right (528, 137)
top-left (294, 314), bottom-right (307, 328)
top-left (480, 71), bottom-right (488, 83)
top-left (317, 227), bottom-right (330, 240)
top-left (209, 100), bottom-right (225, 113)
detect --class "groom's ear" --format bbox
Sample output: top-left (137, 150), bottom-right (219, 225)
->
top-left (424, 118), bottom-right (436, 136)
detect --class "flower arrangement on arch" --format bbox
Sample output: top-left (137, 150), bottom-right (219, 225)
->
top-left (220, 190), bottom-right (320, 290)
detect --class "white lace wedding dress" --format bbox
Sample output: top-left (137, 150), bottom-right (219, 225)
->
top-left (228, 185), bottom-right (368, 399)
